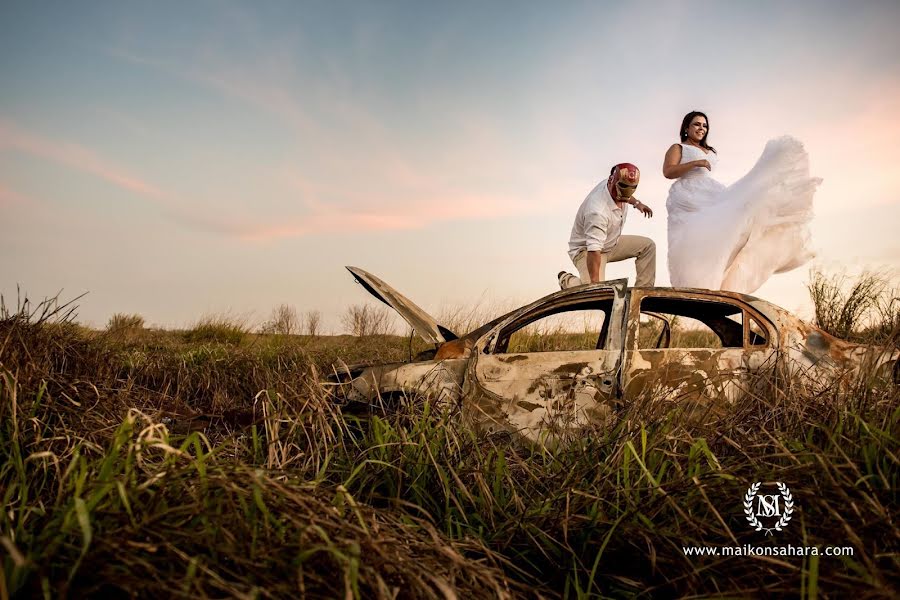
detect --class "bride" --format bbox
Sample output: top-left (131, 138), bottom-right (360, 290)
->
top-left (663, 110), bottom-right (821, 294)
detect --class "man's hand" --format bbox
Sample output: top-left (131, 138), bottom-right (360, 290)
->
top-left (631, 198), bottom-right (653, 218)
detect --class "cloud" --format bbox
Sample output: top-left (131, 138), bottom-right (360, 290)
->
top-left (0, 182), bottom-right (33, 207)
top-left (106, 45), bottom-right (562, 239)
top-left (0, 119), bottom-right (242, 234)
top-left (0, 118), bottom-right (171, 205)
top-left (1, 115), bottom-right (542, 242)
top-left (106, 46), bottom-right (320, 136)
top-left (230, 199), bottom-right (529, 242)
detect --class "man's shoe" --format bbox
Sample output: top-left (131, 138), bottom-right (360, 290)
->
top-left (557, 271), bottom-right (568, 290)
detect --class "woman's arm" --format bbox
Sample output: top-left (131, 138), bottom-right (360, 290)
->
top-left (662, 143), bottom-right (711, 179)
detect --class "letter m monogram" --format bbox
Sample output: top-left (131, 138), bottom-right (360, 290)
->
top-left (756, 494), bottom-right (781, 517)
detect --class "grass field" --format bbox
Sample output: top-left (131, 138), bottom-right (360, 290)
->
top-left (1, 284), bottom-right (899, 598)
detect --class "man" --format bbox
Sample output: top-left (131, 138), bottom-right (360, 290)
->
top-left (558, 163), bottom-right (656, 289)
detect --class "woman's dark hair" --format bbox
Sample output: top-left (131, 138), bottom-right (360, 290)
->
top-left (679, 111), bottom-right (716, 153)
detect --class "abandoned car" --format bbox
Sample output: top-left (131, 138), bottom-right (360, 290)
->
top-left (328, 267), bottom-right (898, 446)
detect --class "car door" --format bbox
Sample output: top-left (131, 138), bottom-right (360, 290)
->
top-left (621, 289), bottom-right (777, 415)
top-left (463, 281), bottom-right (628, 446)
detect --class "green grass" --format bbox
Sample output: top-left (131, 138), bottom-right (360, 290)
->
top-left (1, 297), bottom-right (899, 598)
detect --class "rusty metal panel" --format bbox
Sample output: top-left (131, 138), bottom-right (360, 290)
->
top-left (346, 359), bottom-right (468, 409)
top-left (460, 280), bottom-right (629, 447)
top-left (465, 350), bottom-right (620, 445)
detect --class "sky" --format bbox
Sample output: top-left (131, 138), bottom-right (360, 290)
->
top-left (2, 0), bottom-right (899, 332)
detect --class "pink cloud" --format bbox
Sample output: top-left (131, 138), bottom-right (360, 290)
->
top-left (1, 118), bottom-right (529, 241)
top-left (0, 183), bottom-right (34, 207)
top-left (16, 40), bottom-right (561, 242)
top-left (0, 119), bottom-right (172, 207)
top-left (110, 48), bottom-right (548, 228)
top-left (236, 189), bottom-right (526, 242)
top-left (237, 212), bottom-right (420, 241)
top-left (0, 119), bottom-right (252, 236)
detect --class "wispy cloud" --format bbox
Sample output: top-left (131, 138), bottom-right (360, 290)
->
top-left (0, 119), bottom-right (241, 233)
top-left (0, 118), bottom-right (171, 205)
top-left (237, 190), bottom-right (524, 241)
top-left (106, 46), bottom-right (321, 136)
top-left (102, 56), bottom-right (551, 238)
top-left (0, 182), bottom-right (33, 207)
top-left (1, 114), bottom-right (540, 241)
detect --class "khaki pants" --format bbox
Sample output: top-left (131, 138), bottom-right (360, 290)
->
top-left (560, 235), bottom-right (656, 288)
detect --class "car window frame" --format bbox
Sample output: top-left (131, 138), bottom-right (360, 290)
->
top-left (626, 289), bottom-right (776, 351)
top-left (490, 296), bottom-right (614, 355)
top-left (477, 281), bottom-right (629, 355)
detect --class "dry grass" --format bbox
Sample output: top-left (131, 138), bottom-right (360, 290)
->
top-left (808, 268), bottom-right (899, 344)
top-left (1, 287), bottom-right (899, 598)
top-left (184, 314), bottom-right (251, 345)
top-left (106, 312), bottom-right (145, 333)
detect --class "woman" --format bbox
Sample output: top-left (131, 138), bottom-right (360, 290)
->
top-left (663, 111), bottom-right (820, 294)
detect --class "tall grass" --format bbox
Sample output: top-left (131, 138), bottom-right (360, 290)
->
top-left (0, 300), bottom-right (525, 598)
top-left (808, 268), bottom-right (898, 344)
top-left (1, 293), bottom-right (899, 598)
top-left (183, 314), bottom-right (250, 345)
top-left (106, 312), bottom-right (145, 333)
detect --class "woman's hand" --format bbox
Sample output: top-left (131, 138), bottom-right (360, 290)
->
top-left (695, 159), bottom-right (711, 171)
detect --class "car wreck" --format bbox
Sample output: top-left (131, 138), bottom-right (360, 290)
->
top-left (328, 267), bottom-right (898, 447)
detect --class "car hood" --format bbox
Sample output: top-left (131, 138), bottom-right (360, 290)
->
top-left (346, 266), bottom-right (457, 345)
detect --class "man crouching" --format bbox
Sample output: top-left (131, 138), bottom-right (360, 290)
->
top-left (558, 162), bottom-right (656, 289)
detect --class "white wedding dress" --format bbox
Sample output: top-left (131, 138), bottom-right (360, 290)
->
top-left (666, 136), bottom-right (820, 294)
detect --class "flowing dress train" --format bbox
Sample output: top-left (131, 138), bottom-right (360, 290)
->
top-left (666, 136), bottom-right (820, 294)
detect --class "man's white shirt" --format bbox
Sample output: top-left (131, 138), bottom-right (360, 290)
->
top-left (568, 181), bottom-right (629, 261)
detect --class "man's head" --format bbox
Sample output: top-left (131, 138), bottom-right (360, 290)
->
top-left (608, 163), bottom-right (640, 201)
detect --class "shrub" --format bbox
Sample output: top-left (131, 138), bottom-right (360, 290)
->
top-left (341, 303), bottom-right (394, 336)
top-left (183, 315), bottom-right (248, 344)
top-left (304, 309), bottom-right (321, 337)
top-left (260, 304), bottom-right (299, 335)
top-left (106, 313), bottom-right (145, 333)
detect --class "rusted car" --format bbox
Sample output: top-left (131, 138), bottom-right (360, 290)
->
top-left (329, 267), bottom-right (898, 447)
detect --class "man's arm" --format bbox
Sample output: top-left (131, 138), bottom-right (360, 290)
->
top-left (628, 197), bottom-right (653, 218)
top-left (586, 250), bottom-right (604, 283)
top-left (584, 212), bottom-right (608, 283)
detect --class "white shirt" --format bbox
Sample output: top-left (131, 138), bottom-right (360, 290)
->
top-left (568, 181), bottom-right (628, 260)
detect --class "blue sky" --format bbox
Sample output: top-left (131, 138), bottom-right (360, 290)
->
top-left (2, 1), bottom-right (899, 330)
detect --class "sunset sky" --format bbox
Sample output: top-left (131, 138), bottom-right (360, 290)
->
top-left (2, 1), bottom-right (899, 332)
